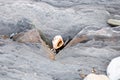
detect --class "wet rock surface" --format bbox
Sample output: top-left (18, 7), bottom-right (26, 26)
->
top-left (0, 0), bottom-right (120, 80)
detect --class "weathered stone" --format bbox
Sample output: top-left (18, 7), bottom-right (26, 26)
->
top-left (65, 27), bottom-right (120, 48)
top-left (107, 57), bottom-right (120, 80)
top-left (65, 35), bottom-right (88, 48)
top-left (0, 18), bottom-right (34, 36)
top-left (107, 19), bottom-right (120, 26)
top-left (35, 0), bottom-right (120, 8)
top-left (84, 73), bottom-right (109, 80)
top-left (0, 39), bottom-right (81, 80)
top-left (0, 0), bottom-right (111, 42)
top-left (56, 45), bottom-right (120, 75)
top-left (12, 29), bottom-right (41, 43)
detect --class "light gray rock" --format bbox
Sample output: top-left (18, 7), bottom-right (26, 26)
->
top-left (35, 0), bottom-right (120, 8)
top-left (107, 57), bottom-right (120, 80)
top-left (0, 39), bottom-right (81, 80)
top-left (0, 18), bottom-right (34, 36)
top-left (0, 0), bottom-right (111, 41)
top-left (56, 44), bottom-right (120, 75)
top-left (65, 27), bottom-right (120, 48)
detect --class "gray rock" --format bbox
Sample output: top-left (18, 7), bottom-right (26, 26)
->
top-left (0, 39), bottom-right (80, 80)
top-left (35, 0), bottom-right (120, 8)
top-left (0, 0), bottom-right (110, 41)
top-left (0, 18), bottom-right (34, 36)
top-left (65, 27), bottom-right (120, 48)
top-left (56, 45), bottom-right (120, 75)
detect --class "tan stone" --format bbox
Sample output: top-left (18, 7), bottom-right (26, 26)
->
top-left (13, 29), bottom-right (41, 43)
top-left (84, 73), bottom-right (109, 80)
top-left (107, 19), bottom-right (120, 26)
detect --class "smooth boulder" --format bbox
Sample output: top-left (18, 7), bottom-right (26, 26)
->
top-left (107, 57), bottom-right (120, 80)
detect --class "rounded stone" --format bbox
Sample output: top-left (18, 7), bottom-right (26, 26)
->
top-left (107, 19), bottom-right (120, 26)
top-left (84, 73), bottom-right (109, 80)
top-left (107, 57), bottom-right (120, 80)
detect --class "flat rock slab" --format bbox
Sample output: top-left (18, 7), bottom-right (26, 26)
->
top-left (0, 39), bottom-right (118, 80)
top-left (0, 39), bottom-right (84, 80)
top-left (12, 29), bottom-right (41, 43)
top-left (56, 44), bottom-right (120, 75)
top-left (36, 0), bottom-right (120, 7)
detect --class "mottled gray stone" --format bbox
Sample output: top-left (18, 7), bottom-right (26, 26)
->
top-left (0, 0), bottom-right (111, 41)
top-left (0, 18), bottom-right (34, 36)
top-left (0, 39), bottom-right (80, 80)
top-left (35, 0), bottom-right (120, 8)
top-left (56, 45), bottom-right (120, 75)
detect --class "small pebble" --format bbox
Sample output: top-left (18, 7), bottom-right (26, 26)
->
top-left (107, 19), bottom-right (120, 26)
top-left (84, 73), bottom-right (109, 80)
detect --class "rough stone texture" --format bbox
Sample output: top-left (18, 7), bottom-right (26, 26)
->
top-left (0, 39), bottom-right (82, 80)
top-left (0, 0), bottom-right (111, 40)
top-left (35, 0), bottom-right (120, 8)
top-left (56, 45), bottom-right (120, 74)
top-left (12, 29), bottom-right (41, 43)
top-left (0, 18), bottom-right (34, 36)
top-left (65, 27), bottom-right (120, 48)
top-left (0, 0), bottom-right (120, 80)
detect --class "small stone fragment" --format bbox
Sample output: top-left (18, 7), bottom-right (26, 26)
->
top-left (107, 57), bottom-right (120, 80)
top-left (107, 19), bottom-right (120, 26)
top-left (12, 29), bottom-right (41, 43)
top-left (84, 73), bottom-right (109, 80)
top-left (49, 53), bottom-right (55, 60)
top-left (52, 35), bottom-right (64, 49)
